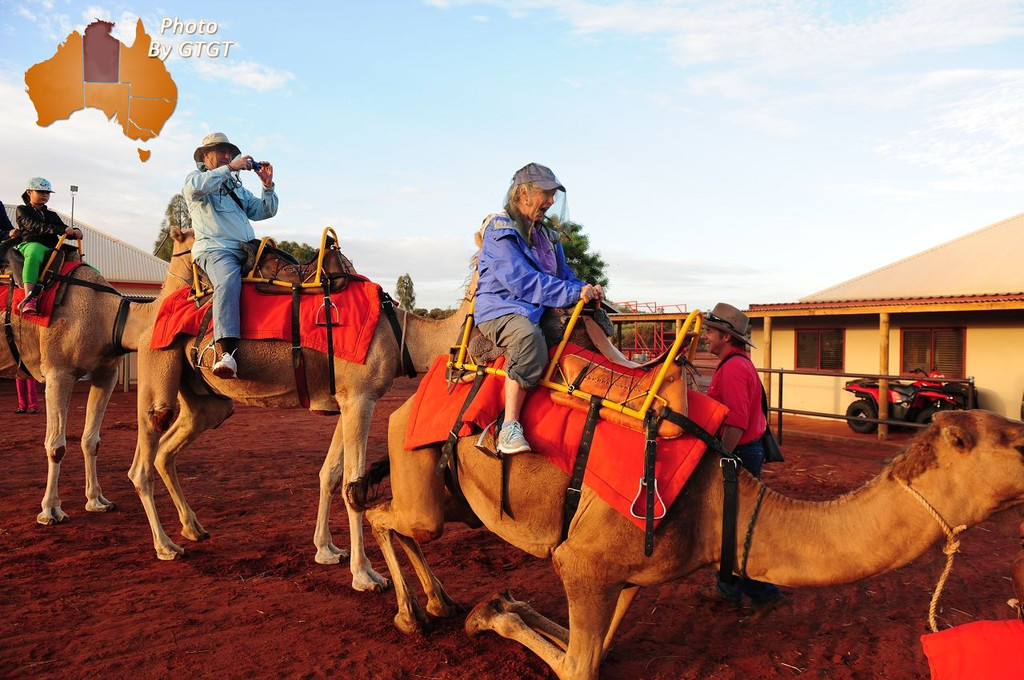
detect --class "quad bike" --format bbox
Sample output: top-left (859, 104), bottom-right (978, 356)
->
top-left (844, 368), bottom-right (970, 434)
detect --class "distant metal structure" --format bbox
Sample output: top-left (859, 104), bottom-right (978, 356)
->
top-left (609, 301), bottom-right (689, 361)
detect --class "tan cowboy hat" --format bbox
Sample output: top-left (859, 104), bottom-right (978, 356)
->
top-left (193, 132), bottom-right (241, 162)
top-left (704, 302), bottom-right (756, 348)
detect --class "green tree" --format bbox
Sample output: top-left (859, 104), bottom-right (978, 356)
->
top-left (395, 273), bottom-right (416, 310)
top-left (154, 194), bottom-right (190, 261)
top-left (553, 219), bottom-right (609, 289)
top-left (275, 240), bottom-right (317, 263)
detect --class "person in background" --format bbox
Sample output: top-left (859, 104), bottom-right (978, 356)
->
top-left (15, 177), bottom-right (81, 315)
top-left (0, 199), bottom-right (13, 242)
top-left (183, 132), bottom-right (277, 379)
top-left (15, 376), bottom-right (39, 414)
top-left (697, 302), bottom-right (787, 622)
top-left (475, 163), bottom-right (604, 455)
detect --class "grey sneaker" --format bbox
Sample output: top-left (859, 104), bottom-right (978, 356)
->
top-left (497, 420), bottom-right (531, 454)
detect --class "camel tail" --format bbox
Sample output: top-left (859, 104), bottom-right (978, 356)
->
top-left (346, 459), bottom-right (391, 511)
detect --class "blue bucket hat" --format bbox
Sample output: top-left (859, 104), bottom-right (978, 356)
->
top-left (511, 163), bottom-right (565, 192)
top-left (26, 177), bottom-right (54, 193)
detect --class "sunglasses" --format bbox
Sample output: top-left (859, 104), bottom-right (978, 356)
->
top-left (705, 312), bottom-right (737, 332)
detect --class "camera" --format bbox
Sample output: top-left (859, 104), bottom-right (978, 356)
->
top-left (249, 160), bottom-right (264, 171)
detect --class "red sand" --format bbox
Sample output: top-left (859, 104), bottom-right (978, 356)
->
top-left (0, 377), bottom-right (1019, 679)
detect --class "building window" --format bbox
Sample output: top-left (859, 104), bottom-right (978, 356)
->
top-left (901, 328), bottom-right (965, 378)
top-left (796, 329), bottom-right (844, 371)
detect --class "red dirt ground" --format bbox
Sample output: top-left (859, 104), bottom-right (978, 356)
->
top-left (1, 377), bottom-right (1020, 680)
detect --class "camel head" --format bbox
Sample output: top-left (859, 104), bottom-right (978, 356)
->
top-left (887, 409), bottom-right (1024, 514)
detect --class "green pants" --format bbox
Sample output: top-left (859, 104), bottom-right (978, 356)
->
top-left (16, 242), bottom-right (50, 285)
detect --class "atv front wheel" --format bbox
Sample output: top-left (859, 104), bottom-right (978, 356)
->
top-left (846, 399), bottom-right (878, 434)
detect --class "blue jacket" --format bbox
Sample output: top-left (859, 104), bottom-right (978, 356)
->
top-left (184, 164), bottom-right (278, 257)
top-left (475, 211), bottom-right (583, 324)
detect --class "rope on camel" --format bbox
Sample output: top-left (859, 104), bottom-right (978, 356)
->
top-left (897, 477), bottom-right (967, 633)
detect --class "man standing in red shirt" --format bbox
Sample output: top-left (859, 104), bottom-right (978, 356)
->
top-left (698, 302), bottom-right (787, 622)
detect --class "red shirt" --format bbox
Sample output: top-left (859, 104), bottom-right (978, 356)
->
top-left (707, 347), bottom-right (766, 446)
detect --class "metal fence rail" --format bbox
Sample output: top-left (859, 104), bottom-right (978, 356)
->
top-left (693, 363), bottom-right (976, 444)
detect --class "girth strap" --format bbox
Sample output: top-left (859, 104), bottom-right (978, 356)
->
top-left (642, 413), bottom-right (659, 556)
top-left (3, 278), bottom-right (36, 381)
top-left (111, 297), bottom-right (132, 355)
top-left (562, 395), bottom-right (602, 541)
top-left (321, 277), bottom-right (336, 395)
top-left (378, 289), bottom-right (417, 379)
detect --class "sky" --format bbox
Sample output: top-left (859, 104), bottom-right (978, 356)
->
top-left (1, 0), bottom-right (1022, 313)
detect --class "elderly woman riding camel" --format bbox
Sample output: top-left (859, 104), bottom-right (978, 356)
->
top-left (475, 163), bottom-right (604, 455)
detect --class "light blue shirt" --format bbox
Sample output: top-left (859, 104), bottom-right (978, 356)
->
top-left (183, 164), bottom-right (278, 256)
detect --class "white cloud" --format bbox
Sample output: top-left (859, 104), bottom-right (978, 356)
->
top-left (189, 59), bottom-right (295, 91)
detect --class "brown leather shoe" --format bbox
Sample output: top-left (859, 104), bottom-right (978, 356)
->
top-left (697, 585), bottom-right (742, 608)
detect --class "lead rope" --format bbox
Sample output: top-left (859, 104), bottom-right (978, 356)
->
top-left (896, 477), bottom-right (967, 632)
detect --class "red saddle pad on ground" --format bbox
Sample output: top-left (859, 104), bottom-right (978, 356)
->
top-left (405, 352), bottom-right (729, 531)
top-left (150, 279), bottom-right (382, 364)
top-left (920, 619), bottom-right (1024, 679)
top-left (6, 261), bottom-right (84, 327)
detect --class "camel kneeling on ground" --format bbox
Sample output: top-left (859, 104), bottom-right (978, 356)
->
top-left (363, 407), bottom-right (1024, 680)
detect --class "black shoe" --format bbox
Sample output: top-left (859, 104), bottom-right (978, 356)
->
top-left (15, 408), bottom-right (26, 414)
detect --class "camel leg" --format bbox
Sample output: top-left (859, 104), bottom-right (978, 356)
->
top-left (602, 586), bottom-right (640, 657)
top-left (367, 504), bottom-right (431, 633)
top-left (37, 372), bottom-right (75, 525)
top-left (465, 552), bottom-right (623, 680)
top-left (128, 347), bottom-right (187, 560)
top-left (154, 392), bottom-right (233, 542)
top-left (80, 367), bottom-right (119, 513)
top-left (394, 531), bottom-right (461, 619)
top-left (315, 395), bottom-right (388, 592)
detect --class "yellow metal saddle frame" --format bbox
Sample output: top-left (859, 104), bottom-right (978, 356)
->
top-left (0, 233), bottom-right (83, 285)
top-left (447, 297), bottom-right (704, 433)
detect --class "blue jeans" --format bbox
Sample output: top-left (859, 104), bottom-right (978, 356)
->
top-left (195, 248), bottom-right (246, 341)
top-left (717, 437), bottom-right (782, 605)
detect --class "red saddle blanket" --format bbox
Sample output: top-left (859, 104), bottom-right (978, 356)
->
top-left (405, 350), bottom-right (729, 531)
top-left (150, 279), bottom-right (382, 364)
top-left (921, 619), bottom-right (1024, 680)
top-left (6, 261), bottom-right (83, 327)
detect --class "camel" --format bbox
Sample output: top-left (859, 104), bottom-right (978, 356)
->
top-left (128, 226), bottom-right (475, 591)
top-left (0, 262), bottom-right (153, 525)
top-left (362, 406), bottom-right (1024, 680)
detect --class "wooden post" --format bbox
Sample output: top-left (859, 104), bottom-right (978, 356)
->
top-left (878, 312), bottom-right (890, 441)
top-left (762, 315), bottom-right (773, 400)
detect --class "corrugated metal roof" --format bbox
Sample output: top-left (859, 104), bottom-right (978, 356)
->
top-left (5, 203), bottom-right (167, 286)
top-left (799, 211), bottom-right (1024, 303)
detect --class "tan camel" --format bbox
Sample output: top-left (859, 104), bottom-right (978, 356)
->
top-left (0, 265), bottom-right (153, 525)
top-left (128, 226), bottom-right (473, 591)
top-left (363, 407), bottom-right (1024, 680)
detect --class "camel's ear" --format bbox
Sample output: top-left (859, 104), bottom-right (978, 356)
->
top-left (941, 424), bottom-right (974, 453)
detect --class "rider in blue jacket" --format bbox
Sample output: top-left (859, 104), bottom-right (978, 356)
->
top-left (476, 163), bottom-right (604, 454)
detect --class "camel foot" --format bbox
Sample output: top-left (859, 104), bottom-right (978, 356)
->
top-left (352, 567), bottom-right (391, 593)
top-left (37, 508), bottom-right (69, 525)
top-left (85, 497), bottom-right (116, 513)
top-left (156, 543), bottom-right (186, 561)
top-left (315, 543), bottom-right (348, 565)
top-left (394, 609), bottom-right (430, 635)
top-left (465, 595), bottom-right (507, 637)
top-left (181, 524), bottom-right (210, 542)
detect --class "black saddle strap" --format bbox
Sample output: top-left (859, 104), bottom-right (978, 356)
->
top-left (111, 297), bottom-right (131, 355)
top-left (52, 272), bottom-right (120, 296)
top-left (378, 289), bottom-right (417, 379)
top-left (437, 368), bottom-right (487, 475)
top-left (3, 278), bottom-right (36, 381)
top-left (642, 413), bottom-right (659, 556)
top-left (562, 395), bottom-right (603, 541)
top-left (191, 305), bottom-right (214, 368)
top-left (322, 278), bottom-right (336, 395)
top-left (291, 283), bottom-right (311, 409)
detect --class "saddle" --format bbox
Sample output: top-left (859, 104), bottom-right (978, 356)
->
top-left (189, 228), bottom-right (356, 302)
top-left (0, 240), bottom-right (83, 289)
